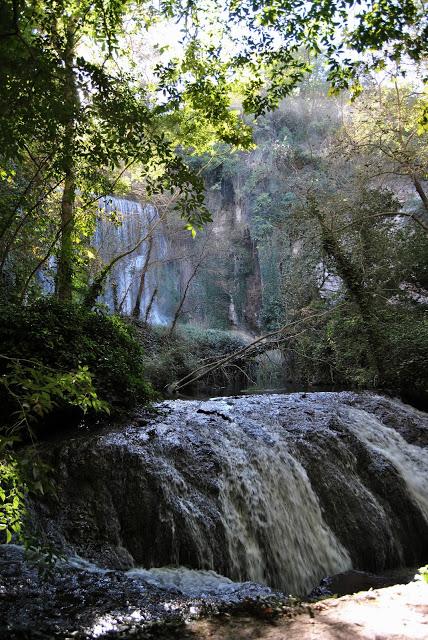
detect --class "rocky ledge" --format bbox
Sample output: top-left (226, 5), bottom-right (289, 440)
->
top-left (0, 545), bottom-right (286, 639)
top-left (33, 392), bottom-right (428, 595)
top-left (1, 547), bottom-right (426, 640)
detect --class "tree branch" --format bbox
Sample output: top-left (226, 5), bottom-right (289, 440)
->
top-left (167, 304), bottom-right (346, 393)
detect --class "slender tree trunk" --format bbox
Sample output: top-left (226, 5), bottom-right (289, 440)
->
top-left (132, 235), bottom-right (153, 318)
top-left (84, 230), bottom-right (153, 309)
top-left (118, 269), bottom-right (134, 313)
top-left (168, 261), bottom-right (202, 337)
top-left (145, 287), bottom-right (158, 323)
top-left (413, 176), bottom-right (428, 213)
top-left (0, 177), bottom-right (63, 274)
top-left (56, 18), bottom-right (78, 301)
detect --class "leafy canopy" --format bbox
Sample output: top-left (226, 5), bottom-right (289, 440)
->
top-left (159, 0), bottom-right (427, 115)
top-left (0, 0), bottom-right (247, 234)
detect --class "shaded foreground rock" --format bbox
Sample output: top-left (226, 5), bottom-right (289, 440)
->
top-left (0, 545), bottom-right (283, 639)
top-left (308, 568), bottom-right (418, 599)
top-left (33, 392), bottom-right (428, 595)
top-left (1, 547), bottom-right (426, 640)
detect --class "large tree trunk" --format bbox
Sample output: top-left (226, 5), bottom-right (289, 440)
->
top-left (56, 170), bottom-right (76, 300)
top-left (56, 18), bottom-right (78, 301)
top-left (311, 202), bottom-right (385, 384)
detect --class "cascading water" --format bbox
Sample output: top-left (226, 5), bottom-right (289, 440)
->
top-left (36, 196), bottom-right (171, 322)
top-left (94, 197), bottom-right (168, 323)
top-left (342, 406), bottom-right (428, 522)
top-left (36, 392), bottom-right (428, 597)
top-left (205, 400), bottom-right (351, 594)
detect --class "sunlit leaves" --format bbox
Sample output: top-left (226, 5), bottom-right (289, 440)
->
top-left (0, 0), bottom-right (227, 299)
top-left (0, 444), bottom-right (26, 545)
top-left (161, 0), bottom-right (427, 115)
top-left (0, 356), bottom-right (110, 544)
top-left (338, 80), bottom-right (428, 203)
top-left (1, 359), bottom-right (110, 434)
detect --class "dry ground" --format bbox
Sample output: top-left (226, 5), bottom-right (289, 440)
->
top-left (182, 580), bottom-right (428, 640)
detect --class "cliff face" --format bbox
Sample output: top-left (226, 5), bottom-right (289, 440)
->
top-left (204, 173), bottom-right (262, 333)
top-left (165, 170), bottom-right (262, 333)
top-left (77, 169), bottom-right (263, 334)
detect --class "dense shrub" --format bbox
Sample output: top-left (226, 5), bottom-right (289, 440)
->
top-left (0, 299), bottom-right (154, 430)
top-left (382, 306), bottom-right (428, 405)
top-left (0, 299), bottom-right (156, 541)
top-left (285, 300), bottom-right (428, 405)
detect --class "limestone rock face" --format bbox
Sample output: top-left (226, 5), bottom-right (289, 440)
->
top-left (35, 392), bottom-right (428, 595)
top-left (177, 171), bottom-right (263, 332)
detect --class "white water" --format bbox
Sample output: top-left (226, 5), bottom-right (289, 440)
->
top-left (129, 394), bottom-right (428, 595)
top-left (36, 196), bottom-right (170, 322)
top-left (60, 552), bottom-right (270, 601)
top-left (95, 197), bottom-right (168, 323)
top-left (126, 566), bottom-right (244, 597)
top-left (204, 400), bottom-right (352, 595)
top-left (343, 406), bottom-right (428, 522)
top-left (34, 393), bottom-right (428, 598)
top-left (65, 555), bottom-right (243, 598)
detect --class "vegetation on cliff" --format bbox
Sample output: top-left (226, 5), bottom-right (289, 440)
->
top-left (191, 84), bottom-right (428, 398)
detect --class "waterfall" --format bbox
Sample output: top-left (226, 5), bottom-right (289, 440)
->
top-left (204, 400), bottom-right (352, 594)
top-left (95, 196), bottom-right (168, 323)
top-left (35, 195), bottom-right (170, 323)
top-left (35, 392), bottom-right (428, 596)
top-left (342, 406), bottom-right (428, 522)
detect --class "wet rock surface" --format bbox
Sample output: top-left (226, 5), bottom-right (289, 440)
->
top-left (1, 547), bottom-right (425, 639)
top-left (0, 546), bottom-right (281, 639)
top-left (33, 392), bottom-right (428, 595)
top-left (347, 393), bottom-right (428, 448)
top-left (307, 568), bottom-right (417, 599)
